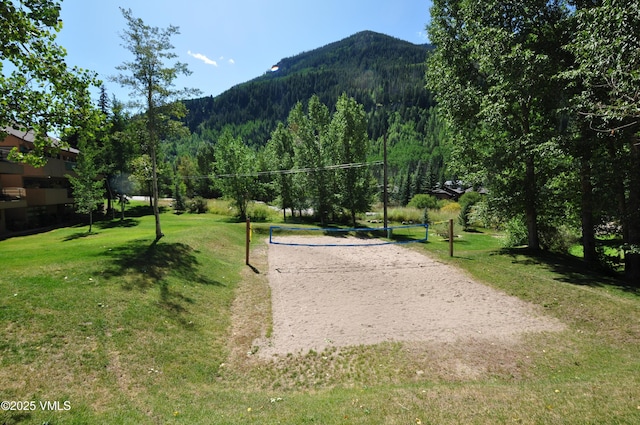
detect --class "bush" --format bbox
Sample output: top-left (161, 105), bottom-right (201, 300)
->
top-left (458, 191), bottom-right (482, 209)
top-left (408, 194), bottom-right (438, 210)
top-left (186, 197), bottom-right (208, 214)
top-left (247, 203), bottom-right (272, 222)
top-left (458, 202), bottom-right (473, 230)
top-left (539, 223), bottom-right (581, 254)
top-left (503, 217), bottom-right (528, 248)
top-left (467, 200), bottom-right (500, 229)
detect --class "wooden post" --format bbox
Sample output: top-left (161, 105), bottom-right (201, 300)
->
top-left (245, 217), bottom-right (251, 265)
top-left (383, 133), bottom-right (390, 238)
top-left (449, 218), bottom-right (454, 257)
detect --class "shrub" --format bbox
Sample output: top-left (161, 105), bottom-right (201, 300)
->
top-left (458, 202), bottom-right (472, 230)
top-left (539, 223), bottom-right (581, 254)
top-left (503, 217), bottom-right (528, 248)
top-left (186, 197), bottom-right (208, 214)
top-left (422, 208), bottom-right (430, 225)
top-left (408, 194), bottom-right (438, 210)
top-left (248, 203), bottom-right (273, 222)
top-left (467, 200), bottom-right (500, 229)
top-left (458, 191), bottom-right (482, 209)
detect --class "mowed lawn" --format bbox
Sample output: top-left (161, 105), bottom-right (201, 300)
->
top-left (1, 205), bottom-right (639, 424)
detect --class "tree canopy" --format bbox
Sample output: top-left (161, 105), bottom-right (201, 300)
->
top-left (111, 8), bottom-right (198, 240)
top-left (1, 0), bottom-right (98, 165)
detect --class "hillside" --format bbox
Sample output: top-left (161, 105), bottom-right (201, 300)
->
top-left (171, 31), bottom-right (450, 202)
top-left (183, 31), bottom-right (434, 147)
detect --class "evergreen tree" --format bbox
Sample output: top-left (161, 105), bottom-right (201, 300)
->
top-left (68, 141), bottom-right (104, 233)
top-left (111, 8), bottom-right (198, 240)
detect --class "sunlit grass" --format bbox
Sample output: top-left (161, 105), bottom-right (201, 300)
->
top-left (0, 202), bottom-right (639, 424)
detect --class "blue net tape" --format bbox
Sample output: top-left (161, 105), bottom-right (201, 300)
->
top-left (269, 224), bottom-right (429, 247)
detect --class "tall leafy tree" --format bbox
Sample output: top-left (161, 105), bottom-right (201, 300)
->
top-left (426, 0), bottom-right (570, 250)
top-left (213, 131), bottom-right (256, 220)
top-left (565, 0), bottom-right (640, 283)
top-left (265, 122), bottom-right (298, 221)
top-left (111, 8), bottom-right (198, 240)
top-left (330, 94), bottom-right (375, 226)
top-left (1, 0), bottom-right (99, 165)
top-left (290, 96), bottom-right (335, 225)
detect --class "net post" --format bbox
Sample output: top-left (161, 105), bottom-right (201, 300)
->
top-left (245, 217), bottom-right (251, 265)
top-left (449, 219), bottom-right (454, 257)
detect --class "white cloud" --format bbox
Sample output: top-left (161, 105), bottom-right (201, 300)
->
top-left (228, 58), bottom-right (235, 65)
top-left (187, 50), bottom-right (218, 67)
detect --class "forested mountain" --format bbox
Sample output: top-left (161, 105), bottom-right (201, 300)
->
top-left (183, 31), bottom-right (434, 145)
top-left (171, 31), bottom-right (450, 200)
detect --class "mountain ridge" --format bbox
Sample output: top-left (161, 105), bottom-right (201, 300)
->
top-left (183, 30), bottom-right (434, 146)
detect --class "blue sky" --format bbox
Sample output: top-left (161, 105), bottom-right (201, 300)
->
top-left (56, 0), bottom-right (432, 105)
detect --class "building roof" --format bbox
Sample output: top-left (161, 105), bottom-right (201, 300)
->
top-left (2, 127), bottom-right (79, 155)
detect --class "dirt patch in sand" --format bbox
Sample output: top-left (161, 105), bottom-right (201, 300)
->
top-left (253, 236), bottom-right (564, 358)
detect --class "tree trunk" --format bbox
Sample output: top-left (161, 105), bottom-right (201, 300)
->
top-left (524, 155), bottom-right (540, 250)
top-left (625, 141), bottom-right (640, 286)
top-left (580, 157), bottom-right (597, 265)
top-left (150, 143), bottom-right (163, 241)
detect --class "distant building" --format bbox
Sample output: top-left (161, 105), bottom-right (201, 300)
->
top-left (0, 128), bottom-right (78, 235)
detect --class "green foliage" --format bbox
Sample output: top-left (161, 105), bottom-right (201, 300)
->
top-left (408, 194), bottom-right (438, 210)
top-left (186, 196), bottom-right (208, 214)
top-left (331, 94), bottom-right (375, 225)
top-left (503, 217), bottom-right (528, 248)
top-left (213, 131), bottom-right (256, 220)
top-left (67, 145), bottom-right (104, 233)
top-left (247, 203), bottom-right (273, 222)
top-left (172, 180), bottom-right (187, 213)
top-left (458, 202), bottom-right (472, 230)
top-left (111, 8), bottom-right (198, 240)
top-left (458, 191), bottom-right (482, 209)
top-left (289, 96), bottom-right (335, 224)
top-left (427, 0), bottom-right (571, 251)
top-left (183, 32), bottom-right (434, 146)
top-left (1, 0), bottom-right (99, 165)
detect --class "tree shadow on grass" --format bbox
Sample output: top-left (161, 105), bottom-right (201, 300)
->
top-left (102, 239), bottom-right (224, 326)
top-left (498, 247), bottom-right (638, 295)
top-left (63, 231), bottom-right (99, 241)
top-left (124, 205), bottom-right (169, 218)
top-left (96, 218), bottom-right (140, 230)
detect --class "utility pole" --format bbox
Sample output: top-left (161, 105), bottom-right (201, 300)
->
top-left (383, 133), bottom-right (390, 238)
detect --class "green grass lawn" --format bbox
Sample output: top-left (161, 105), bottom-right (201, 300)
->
top-left (1, 205), bottom-right (639, 424)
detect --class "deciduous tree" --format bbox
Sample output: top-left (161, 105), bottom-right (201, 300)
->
top-left (330, 94), bottom-right (375, 226)
top-left (1, 0), bottom-right (99, 165)
top-left (565, 0), bottom-right (640, 283)
top-left (213, 131), bottom-right (256, 220)
top-left (426, 0), bottom-right (570, 250)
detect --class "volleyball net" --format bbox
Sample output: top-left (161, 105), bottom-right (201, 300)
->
top-left (268, 223), bottom-right (429, 247)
